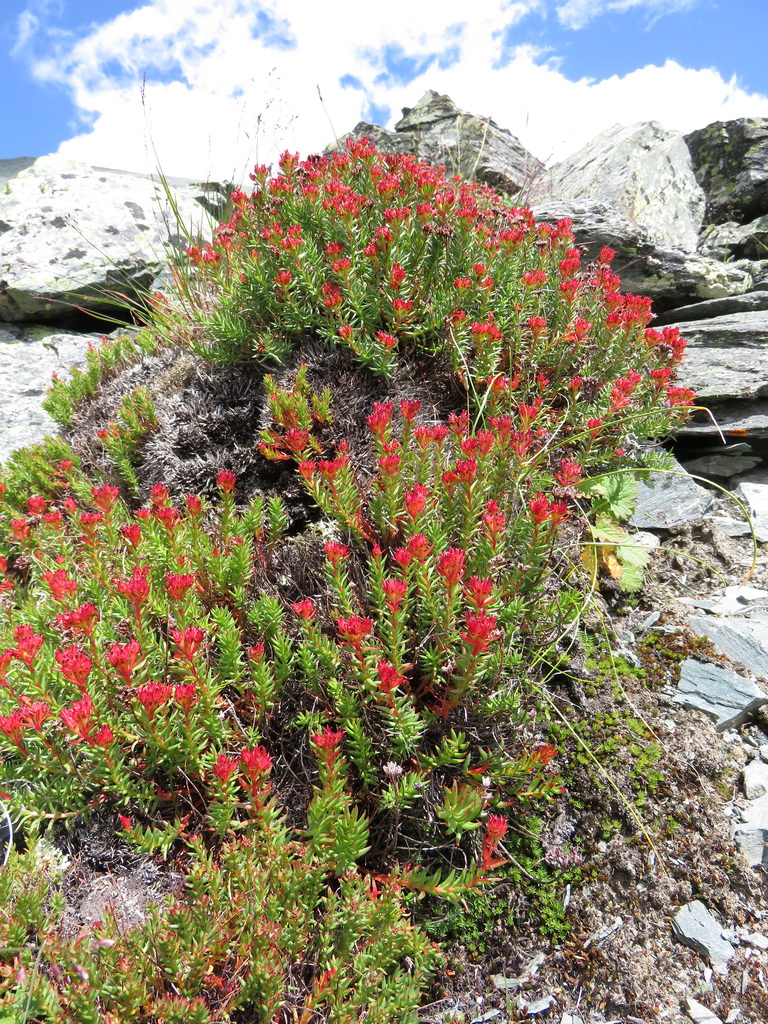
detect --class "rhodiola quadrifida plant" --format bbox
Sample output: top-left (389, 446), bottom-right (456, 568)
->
top-left (0, 138), bottom-right (693, 1021)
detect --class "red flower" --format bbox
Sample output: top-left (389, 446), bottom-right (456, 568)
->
top-left (0, 709), bottom-right (27, 751)
top-left (382, 578), bottom-right (408, 611)
top-left (481, 813), bottom-right (508, 868)
top-left (174, 682), bottom-right (197, 711)
top-left (165, 573), bottom-right (197, 601)
top-left (336, 614), bottom-right (372, 647)
top-left (554, 459), bottom-right (583, 487)
top-left (324, 542), bottom-right (349, 565)
top-left (366, 402), bottom-right (393, 438)
top-left (437, 547), bottom-right (465, 588)
top-left (136, 682), bottom-right (172, 720)
top-left (120, 523), bottom-right (142, 548)
top-left (408, 534), bottom-right (432, 562)
top-left (522, 269), bottom-right (547, 288)
top-left (44, 569), bottom-right (78, 601)
top-left (155, 505), bottom-right (180, 532)
top-left (11, 520), bottom-right (31, 541)
top-left (311, 728), bottom-right (345, 764)
top-left (91, 484), bottom-right (120, 512)
top-left (466, 576), bottom-right (494, 608)
top-left (216, 469), bottom-right (237, 492)
top-left (116, 566), bottom-right (151, 617)
top-left (56, 646), bottom-right (92, 690)
top-left (292, 599), bottom-right (316, 621)
top-left (107, 640), bottom-right (141, 686)
top-left (240, 745), bottom-right (273, 782)
top-left (462, 611), bottom-right (501, 655)
top-left (404, 484), bottom-right (428, 518)
top-left (146, 482), bottom-right (169, 510)
top-left (20, 701), bottom-right (50, 732)
top-left (171, 626), bottom-right (205, 661)
top-left (213, 753), bottom-right (239, 783)
top-left (377, 661), bottom-right (405, 695)
top-left (185, 494), bottom-right (203, 516)
top-left (389, 262), bottom-right (406, 289)
top-left (12, 626), bottom-right (43, 670)
top-left (26, 495), bottom-right (47, 515)
top-left (399, 399), bottom-right (421, 421)
top-left (56, 603), bottom-right (99, 637)
top-left (93, 725), bottom-right (114, 747)
top-left (60, 694), bottom-right (94, 742)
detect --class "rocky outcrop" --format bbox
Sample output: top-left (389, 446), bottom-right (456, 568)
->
top-left (533, 122), bottom-right (705, 251)
top-left (0, 157), bottom-right (230, 322)
top-left (685, 119), bottom-right (768, 225)
top-left (335, 90), bottom-right (541, 197)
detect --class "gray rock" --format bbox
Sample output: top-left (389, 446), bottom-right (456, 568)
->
top-left (733, 791), bottom-right (768, 866)
top-left (0, 156), bottom-right (228, 322)
top-left (673, 657), bottom-right (768, 731)
top-left (677, 401), bottom-right (768, 441)
top-left (734, 481), bottom-right (768, 536)
top-left (744, 757), bottom-right (768, 799)
top-left (699, 215), bottom-right (768, 261)
top-left (336, 90), bottom-right (542, 197)
top-left (707, 516), bottom-right (766, 541)
top-left (630, 464), bottom-right (714, 529)
top-left (654, 288), bottom-right (768, 326)
top-left (687, 615), bottom-right (768, 679)
top-left (674, 310), bottom-right (768, 403)
top-left (686, 118), bottom-right (768, 225)
top-left (671, 900), bottom-right (735, 964)
top-left (534, 122), bottom-right (705, 251)
top-left (681, 453), bottom-right (760, 478)
top-left (0, 323), bottom-right (96, 462)
top-left (684, 995), bottom-right (724, 1024)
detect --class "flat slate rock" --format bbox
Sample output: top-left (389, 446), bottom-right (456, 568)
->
top-left (674, 310), bottom-right (768, 403)
top-left (654, 287), bottom-right (768, 326)
top-left (630, 467), bottom-right (714, 529)
top-left (671, 900), bottom-right (734, 964)
top-left (673, 657), bottom-right (768, 731)
top-left (687, 615), bottom-right (768, 679)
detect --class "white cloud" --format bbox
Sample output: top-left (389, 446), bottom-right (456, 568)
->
top-left (11, 0), bottom-right (768, 183)
top-left (555, 0), bottom-right (699, 31)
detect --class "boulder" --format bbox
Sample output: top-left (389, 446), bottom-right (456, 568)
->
top-left (534, 122), bottom-right (705, 251)
top-left (335, 90), bottom-right (542, 197)
top-left (685, 118), bottom-right (768, 225)
top-left (0, 157), bottom-right (230, 323)
top-left (0, 323), bottom-right (95, 462)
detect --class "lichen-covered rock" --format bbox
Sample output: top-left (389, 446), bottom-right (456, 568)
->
top-left (0, 157), bottom-right (230, 322)
top-left (534, 122), bottom-right (705, 251)
top-left (335, 90), bottom-right (541, 197)
top-left (685, 119), bottom-right (768, 225)
top-left (698, 214), bottom-right (768, 261)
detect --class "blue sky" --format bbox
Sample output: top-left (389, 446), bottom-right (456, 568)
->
top-left (2, 0), bottom-right (768, 179)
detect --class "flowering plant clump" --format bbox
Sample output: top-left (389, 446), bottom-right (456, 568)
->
top-left (0, 138), bottom-right (694, 1020)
